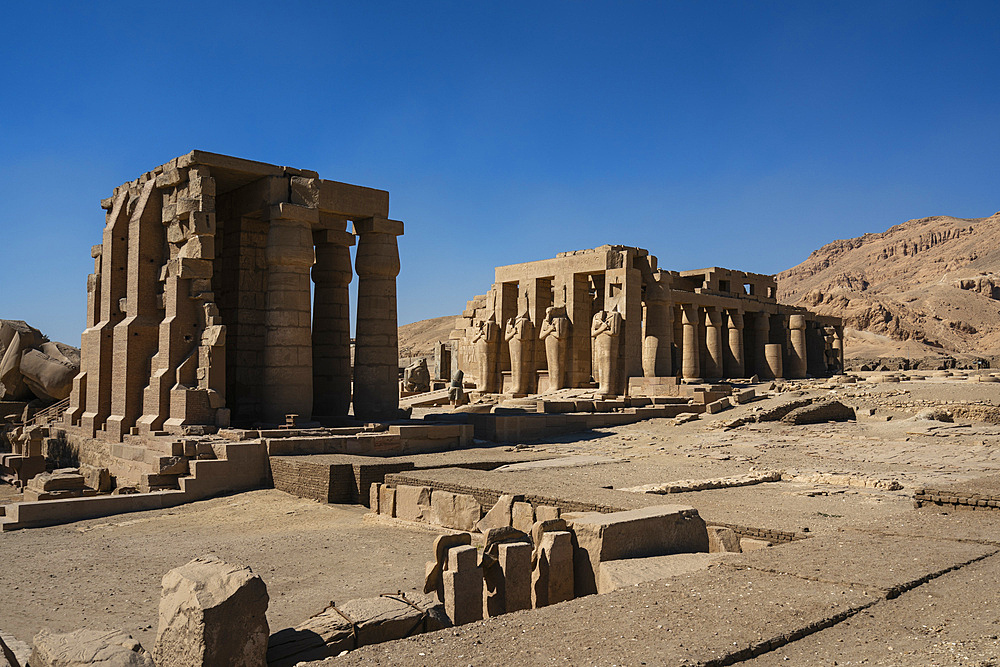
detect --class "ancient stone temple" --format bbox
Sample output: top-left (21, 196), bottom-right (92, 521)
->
top-left (451, 246), bottom-right (843, 395)
top-left (65, 151), bottom-right (403, 441)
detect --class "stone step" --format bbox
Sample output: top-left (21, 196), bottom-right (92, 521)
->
top-left (139, 472), bottom-right (180, 493)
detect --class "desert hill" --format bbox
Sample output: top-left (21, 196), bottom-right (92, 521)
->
top-left (397, 314), bottom-right (458, 361)
top-left (777, 212), bottom-right (1000, 359)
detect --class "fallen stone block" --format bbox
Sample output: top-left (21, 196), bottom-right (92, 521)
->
top-left (535, 505), bottom-right (561, 522)
top-left (708, 526), bottom-right (742, 553)
top-left (153, 556), bottom-right (269, 667)
top-left (511, 501), bottom-right (534, 533)
top-left (26, 469), bottom-right (86, 492)
top-left (740, 538), bottom-right (773, 551)
top-left (781, 400), bottom-right (855, 425)
top-left (564, 505), bottom-right (709, 596)
top-left (476, 494), bottom-right (514, 533)
top-left (79, 464), bottom-right (112, 493)
top-left (29, 628), bottom-right (154, 667)
top-left (266, 595), bottom-right (447, 667)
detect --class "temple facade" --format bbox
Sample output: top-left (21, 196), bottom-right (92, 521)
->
top-left (451, 245), bottom-right (843, 396)
top-left (66, 151), bottom-right (403, 441)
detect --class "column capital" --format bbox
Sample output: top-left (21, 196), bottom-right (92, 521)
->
top-left (353, 216), bottom-right (404, 236)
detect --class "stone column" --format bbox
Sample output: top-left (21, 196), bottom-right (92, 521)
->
top-left (107, 179), bottom-right (164, 441)
top-left (788, 314), bottom-right (808, 379)
top-left (642, 276), bottom-right (672, 377)
top-left (312, 228), bottom-right (355, 417)
top-left (81, 191), bottom-right (130, 437)
top-left (765, 343), bottom-right (784, 379)
top-left (703, 307), bottom-right (723, 379)
top-left (726, 310), bottom-right (745, 378)
top-left (262, 204), bottom-right (317, 424)
top-left (680, 304), bottom-right (701, 381)
top-left (833, 325), bottom-right (845, 373)
top-left (754, 312), bottom-right (771, 378)
top-left (353, 216), bottom-right (404, 420)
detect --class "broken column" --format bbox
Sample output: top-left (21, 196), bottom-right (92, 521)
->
top-left (725, 310), bottom-right (745, 378)
top-left (443, 544), bottom-right (483, 625)
top-left (353, 217), bottom-right (403, 420)
top-left (312, 228), bottom-right (355, 417)
top-left (262, 204), bottom-right (317, 425)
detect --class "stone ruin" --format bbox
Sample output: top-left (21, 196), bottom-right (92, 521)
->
top-left (63, 150), bottom-right (404, 443)
top-left (0, 320), bottom-right (80, 404)
top-left (450, 246), bottom-right (845, 397)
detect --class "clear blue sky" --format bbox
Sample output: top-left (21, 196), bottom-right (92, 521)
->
top-left (3, 1), bottom-right (998, 345)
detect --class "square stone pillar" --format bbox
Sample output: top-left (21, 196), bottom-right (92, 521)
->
top-left (561, 272), bottom-right (592, 387)
top-left (81, 191), bottom-right (130, 437)
top-left (605, 266), bottom-right (643, 379)
top-left (494, 282), bottom-right (518, 376)
top-left (312, 227), bottom-right (355, 417)
top-left (353, 216), bottom-right (403, 421)
top-left (262, 204), bottom-right (317, 424)
top-left (443, 544), bottom-right (483, 625)
top-left (67, 243), bottom-right (103, 426)
top-left (107, 179), bottom-right (164, 441)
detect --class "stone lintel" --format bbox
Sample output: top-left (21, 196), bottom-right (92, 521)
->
top-left (319, 180), bottom-right (390, 219)
top-left (353, 217), bottom-right (404, 237)
top-left (313, 229), bottom-right (356, 246)
top-left (177, 150), bottom-right (285, 178)
top-left (269, 203), bottom-right (320, 224)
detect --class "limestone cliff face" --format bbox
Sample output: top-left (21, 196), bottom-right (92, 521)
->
top-left (778, 212), bottom-right (1000, 355)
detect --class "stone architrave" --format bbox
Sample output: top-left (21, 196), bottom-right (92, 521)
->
top-left (591, 308), bottom-right (624, 396)
top-left (504, 311), bottom-right (534, 396)
top-left (538, 306), bottom-right (570, 391)
top-left (471, 315), bottom-right (500, 393)
top-left (153, 556), bottom-right (269, 667)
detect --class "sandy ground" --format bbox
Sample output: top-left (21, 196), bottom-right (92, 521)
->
top-left (4, 373), bottom-right (1000, 665)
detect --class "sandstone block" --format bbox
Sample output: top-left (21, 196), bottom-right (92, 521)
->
top-left (431, 490), bottom-right (481, 531)
top-left (740, 538), bottom-right (773, 551)
top-left (476, 494), bottom-right (514, 533)
top-left (153, 556), bottom-right (269, 667)
top-left (512, 501), bottom-right (535, 533)
top-left (395, 485), bottom-right (432, 522)
top-left (598, 553), bottom-right (723, 593)
top-left (564, 505), bottom-right (709, 596)
top-left (379, 486), bottom-right (396, 517)
top-left (781, 400), bottom-right (855, 425)
top-left (498, 542), bottom-right (532, 613)
top-left (535, 505), bottom-right (561, 522)
top-left (29, 628), bottom-right (154, 666)
top-left (531, 531), bottom-right (574, 607)
top-left (443, 545), bottom-right (483, 625)
top-left (369, 482), bottom-right (381, 513)
top-left (79, 464), bottom-right (112, 493)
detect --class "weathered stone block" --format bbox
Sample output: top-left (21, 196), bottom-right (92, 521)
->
top-left (431, 490), bottom-right (480, 531)
top-left (512, 501), bottom-right (535, 533)
top-left (153, 556), bottom-right (269, 667)
top-left (395, 485), bottom-right (432, 522)
top-left (564, 505), bottom-right (709, 596)
top-left (379, 486), bottom-right (396, 517)
top-left (443, 545), bottom-right (482, 625)
top-left (531, 531), bottom-right (574, 607)
top-left (708, 526), bottom-right (742, 553)
top-left (29, 628), bottom-right (154, 666)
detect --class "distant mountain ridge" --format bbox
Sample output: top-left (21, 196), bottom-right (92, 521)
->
top-left (777, 211), bottom-right (1000, 356)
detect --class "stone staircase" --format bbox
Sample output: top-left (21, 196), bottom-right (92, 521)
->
top-left (1, 439), bottom-right (268, 531)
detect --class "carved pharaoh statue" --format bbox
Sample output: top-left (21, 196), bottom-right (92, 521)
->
top-left (591, 307), bottom-right (624, 396)
top-left (471, 314), bottom-right (501, 393)
top-left (538, 306), bottom-right (570, 391)
top-left (504, 310), bottom-right (534, 395)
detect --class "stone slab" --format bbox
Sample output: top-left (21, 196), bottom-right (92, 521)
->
top-left (598, 552), bottom-right (728, 593)
top-left (726, 531), bottom-right (997, 597)
top-left (320, 568), bottom-right (873, 666)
